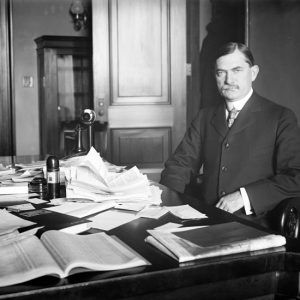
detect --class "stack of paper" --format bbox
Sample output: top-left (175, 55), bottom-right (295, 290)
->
top-left (0, 182), bottom-right (29, 195)
top-left (0, 161), bottom-right (44, 183)
top-left (63, 147), bottom-right (162, 205)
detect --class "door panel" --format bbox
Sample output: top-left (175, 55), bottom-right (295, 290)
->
top-left (111, 127), bottom-right (170, 168)
top-left (92, 0), bottom-right (186, 171)
top-left (111, 0), bottom-right (168, 103)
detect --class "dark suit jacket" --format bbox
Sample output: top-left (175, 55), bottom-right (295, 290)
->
top-left (160, 92), bottom-right (300, 215)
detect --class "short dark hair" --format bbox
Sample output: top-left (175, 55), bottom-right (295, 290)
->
top-left (214, 42), bottom-right (255, 66)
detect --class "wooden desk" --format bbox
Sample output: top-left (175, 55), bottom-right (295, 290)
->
top-left (0, 186), bottom-right (299, 300)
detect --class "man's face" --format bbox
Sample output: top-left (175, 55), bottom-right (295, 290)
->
top-left (215, 49), bottom-right (259, 102)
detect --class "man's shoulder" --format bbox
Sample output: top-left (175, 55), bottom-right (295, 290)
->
top-left (252, 91), bottom-right (294, 115)
top-left (253, 92), bottom-right (288, 110)
top-left (199, 101), bottom-right (223, 114)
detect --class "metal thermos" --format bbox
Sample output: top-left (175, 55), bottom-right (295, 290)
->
top-left (46, 156), bottom-right (60, 199)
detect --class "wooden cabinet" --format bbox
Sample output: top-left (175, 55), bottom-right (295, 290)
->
top-left (35, 36), bottom-right (93, 157)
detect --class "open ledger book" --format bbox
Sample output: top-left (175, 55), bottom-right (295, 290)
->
top-left (145, 221), bottom-right (286, 263)
top-left (0, 230), bottom-right (150, 287)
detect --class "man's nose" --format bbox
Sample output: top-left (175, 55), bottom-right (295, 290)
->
top-left (225, 72), bottom-right (234, 84)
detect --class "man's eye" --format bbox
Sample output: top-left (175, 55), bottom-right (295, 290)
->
top-left (216, 71), bottom-right (225, 77)
top-left (233, 68), bottom-right (242, 73)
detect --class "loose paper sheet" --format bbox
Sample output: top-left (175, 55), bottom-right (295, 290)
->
top-left (166, 205), bottom-right (207, 220)
top-left (0, 210), bottom-right (36, 235)
top-left (45, 201), bottom-right (116, 218)
top-left (136, 206), bottom-right (169, 219)
top-left (88, 210), bottom-right (139, 231)
top-left (7, 203), bottom-right (35, 212)
top-left (153, 222), bottom-right (182, 232)
top-left (26, 198), bottom-right (48, 204)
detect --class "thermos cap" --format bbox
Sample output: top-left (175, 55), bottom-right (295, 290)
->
top-left (46, 155), bottom-right (59, 171)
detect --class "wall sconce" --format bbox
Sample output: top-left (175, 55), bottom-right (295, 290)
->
top-left (69, 0), bottom-right (88, 31)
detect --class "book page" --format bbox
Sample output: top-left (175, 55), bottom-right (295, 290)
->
top-left (0, 234), bottom-right (63, 287)
top-left (41, 230), bottom-right (150, 276)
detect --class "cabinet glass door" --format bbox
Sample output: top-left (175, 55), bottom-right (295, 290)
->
top-left (57, 54), bottom-right (92, 156)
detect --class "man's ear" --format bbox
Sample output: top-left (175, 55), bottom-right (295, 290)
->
top-left (251, 65), bottom-right (259, 81)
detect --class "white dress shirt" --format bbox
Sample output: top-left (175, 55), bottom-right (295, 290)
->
top-left (225, 88), bottom-right (253, 215)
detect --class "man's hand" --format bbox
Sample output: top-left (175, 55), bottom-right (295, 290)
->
top-left (216, 190), bottom-right (244, 213)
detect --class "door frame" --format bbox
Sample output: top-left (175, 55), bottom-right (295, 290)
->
top-left (0, 0), bottom-right (15, 157)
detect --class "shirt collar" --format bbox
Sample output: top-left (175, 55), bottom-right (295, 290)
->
top-left (226, 88), bottom-right (253, 111)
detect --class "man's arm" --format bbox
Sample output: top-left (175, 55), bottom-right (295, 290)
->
top-left (243, 108), bottom-right (300, 214)
top-left (160, 112), bottom-right (203, 193)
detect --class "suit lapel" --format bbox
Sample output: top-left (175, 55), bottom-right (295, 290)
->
top-left (210, 103), bottom-right (228, 138)
top-left (229, 92), bottom-right (262, 135)
top-left (210, 92), bottom-right (263, 138)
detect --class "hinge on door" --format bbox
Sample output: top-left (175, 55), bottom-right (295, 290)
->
top-left (42, 76), bottom-right (46, 87)
top-left (186, 63), bottom-right (192, 76)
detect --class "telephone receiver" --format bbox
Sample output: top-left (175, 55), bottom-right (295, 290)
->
top-left (81, 109), bottom-right (96, 150)
top-left (73, 109), bottom-right (96, 154)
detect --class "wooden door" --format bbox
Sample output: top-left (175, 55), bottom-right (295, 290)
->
top-left (92, 0), bottom-right (187, 175)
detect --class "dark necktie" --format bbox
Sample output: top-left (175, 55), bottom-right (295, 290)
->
top-left (227, 107), bottom-right (239, 128)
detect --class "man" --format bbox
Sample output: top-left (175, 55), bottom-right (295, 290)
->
top-left (160, 42), bottom-right (300, 217)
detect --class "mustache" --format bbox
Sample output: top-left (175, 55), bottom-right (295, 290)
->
top-left (221, 85), bottom-right (239, 91)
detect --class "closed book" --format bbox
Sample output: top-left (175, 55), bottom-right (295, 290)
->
top-left (14, 209), bottom-right (91, 234)
top-left (145, 221), bottom-right (286, 263)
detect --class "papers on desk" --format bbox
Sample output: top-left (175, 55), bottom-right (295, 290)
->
top-left (136, 206), bottom-right (169, 219)
top-left (6, 203), bottom-right (35, 212)
top-left (166, 205), bottom-right (207, 220)
top-left (64, 147), bottom-right (162, 206)
top-left (0, 193), bottom-right (39, 203)
top-left (0, 164), bottom-right (15, 176)
top-left (88, 210), bottom-right (139, 231)
top-left (0, 182), bottom-right (29, 195)
top-left (45, 201), bottom-right (116, 218)
top-left (0, 209), bottom-right (36, 236)
top-left (26, 197), bottom-right (48, 204)
top-left (0, 163), bottom-right (43, 185)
